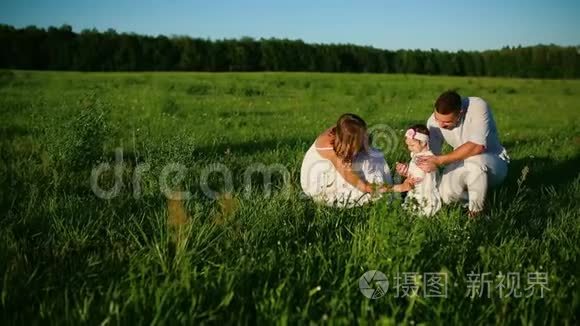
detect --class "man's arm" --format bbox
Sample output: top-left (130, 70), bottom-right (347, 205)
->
top-left (440, 99), bottom-right (490, 164)
top-left (418, 140), bottom-right (485, 172)
top-left (437, 141), bottom-right (485, 165)
top-left (419, 99), bottom-right (490, 171)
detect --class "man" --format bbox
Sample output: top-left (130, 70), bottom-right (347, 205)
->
top-left (399, 90), bottom-right (510, 216)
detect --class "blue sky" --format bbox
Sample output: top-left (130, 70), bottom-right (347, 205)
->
top-left (1, 0), bottom-right (579, 51)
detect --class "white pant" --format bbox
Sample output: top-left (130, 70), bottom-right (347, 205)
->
top-left (438, 153), bottom-right (508, 212)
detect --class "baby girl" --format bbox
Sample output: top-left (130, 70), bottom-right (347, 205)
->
top-left (395, 124), bottom-right (442, 216)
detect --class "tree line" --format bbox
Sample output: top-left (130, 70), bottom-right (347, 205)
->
top-left (1, 24), bottom-right (579, 78)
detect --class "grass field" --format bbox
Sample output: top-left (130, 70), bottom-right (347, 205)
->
top-left (1, 70), bottom-right (579, 324)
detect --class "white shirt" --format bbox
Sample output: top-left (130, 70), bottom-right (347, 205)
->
top-left (426, 97), bottom-right (509, 162)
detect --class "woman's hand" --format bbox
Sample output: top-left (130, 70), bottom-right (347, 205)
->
top-left (395, 162), bottom-right (409, 177)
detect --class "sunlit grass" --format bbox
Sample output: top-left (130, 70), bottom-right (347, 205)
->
top-left (0, 71), bottom-right (579, 324)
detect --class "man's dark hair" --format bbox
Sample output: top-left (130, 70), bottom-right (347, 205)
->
top-left (408, 123), bottom-right (429, 136)
top-left (435, 90), bottom-right (462, 114)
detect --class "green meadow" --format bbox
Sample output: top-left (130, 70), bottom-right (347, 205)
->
top-left (1, 70), bottom-right (579, 324)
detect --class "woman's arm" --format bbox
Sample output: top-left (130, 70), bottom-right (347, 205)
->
top-left (315, 127), bottom-right (374, 193)
top-left (329, 155), bottom-right (374, 193)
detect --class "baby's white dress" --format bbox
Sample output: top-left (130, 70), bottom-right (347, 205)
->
top-left (405, 150), bottom-right (442, 216)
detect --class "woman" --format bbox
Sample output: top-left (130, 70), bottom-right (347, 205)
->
top-left (300, 113), bottom-right (395, 207)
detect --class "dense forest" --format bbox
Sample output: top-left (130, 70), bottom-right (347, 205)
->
top-left (1, 24), bottom-right (579, 78)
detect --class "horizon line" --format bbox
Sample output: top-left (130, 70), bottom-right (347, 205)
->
top-left (3, 22), bottom-right (580, 54)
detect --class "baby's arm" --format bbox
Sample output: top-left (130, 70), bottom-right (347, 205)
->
top-left (395, 162), bottom-right (410, 177)
top-left (386, 161), bottom-right (424, 192)
top-left (388, 177), bottom-right (417, 193)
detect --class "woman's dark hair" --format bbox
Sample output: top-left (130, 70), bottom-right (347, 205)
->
top-left (435, 90), bottom-right (462, 114)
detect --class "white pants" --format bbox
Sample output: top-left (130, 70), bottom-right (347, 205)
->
top-left (438, 153), bottom-right (508, 212)
top-left (300, 146), bottom-right (393, 208)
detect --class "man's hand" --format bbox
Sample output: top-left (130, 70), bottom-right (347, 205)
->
top-left (395, 162), bottom-right (409, 177)
top-left (416, 155), bottom-right (441, 173)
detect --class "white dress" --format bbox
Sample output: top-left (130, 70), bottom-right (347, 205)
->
top-left (300, 143), bottom-right (393, 208)
top-left (404, 150), bottom-right (442, 216)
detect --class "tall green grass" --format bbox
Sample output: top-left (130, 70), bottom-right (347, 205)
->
top-left (0, 71), bottom-right (579, 324)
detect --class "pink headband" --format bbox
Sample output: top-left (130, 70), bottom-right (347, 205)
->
top-left (405, 128), bottom-right (429, 143)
